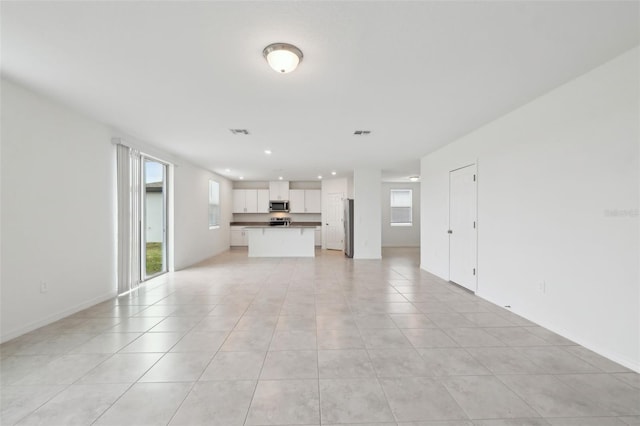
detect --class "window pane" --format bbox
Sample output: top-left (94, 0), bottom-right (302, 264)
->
top-left (390, 189), bottom-right (412, 207)
top-left (209, 180), bottom-right (220, 227)
top-left (391, 206), bottom-right (412, 224)
top-left (390, 189), bottom-right (412, 224)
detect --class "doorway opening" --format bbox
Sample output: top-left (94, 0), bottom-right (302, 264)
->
top-left (142, 157), bottom-right (168, 280)
top-left (116, 142), bottom-right (171, 296)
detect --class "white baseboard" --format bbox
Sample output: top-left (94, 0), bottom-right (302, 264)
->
top-left (174, 246), bottom-right (229, 271)
top-left (477, 292), bottom-right (640, 373)
top-left (419, 262), bottom-right (640, 373)
top-left (1, 291), bottom-right (117, 344)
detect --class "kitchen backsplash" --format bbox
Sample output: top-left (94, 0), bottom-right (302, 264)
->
top-left (232, 212), bottom-right (321, 223)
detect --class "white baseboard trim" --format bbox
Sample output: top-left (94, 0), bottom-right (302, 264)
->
top-left (1, 291), bottom-right (117, 344)
top-left (477, 292), bottom-right (640, 373)
top-left (174, 246), bottom-right (229, 271)
top-left (420, 263), bottom-right (640, 372)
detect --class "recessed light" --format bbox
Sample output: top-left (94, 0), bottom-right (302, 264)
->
top-left (331, 171), bottom-right (337, 176)
top-left (264, 150), bottom-right (272, 155)
top-left (409, 176), bottom-right (420, 182)
top-left (239, 176), bottom-right (244, 180)
top-left (278, 176), bottom-right (283, 180)
top-left (317, 175), bottom-right (323, 179)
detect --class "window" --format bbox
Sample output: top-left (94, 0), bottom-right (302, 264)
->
top-left (390, 189), bottom-right (412, 226)
top-left (208, 180), bottom-right (220, 228)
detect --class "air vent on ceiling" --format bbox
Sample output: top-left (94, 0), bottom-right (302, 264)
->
top-left (353, 130), bottom-right (371, 135)
top-left (230, 129), bottom-right (250, 135)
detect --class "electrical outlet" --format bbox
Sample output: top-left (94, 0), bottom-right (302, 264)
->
top-left (40, 281), bottom-right (48, 293)
top-left (538, 280), bottom-right (546, 294)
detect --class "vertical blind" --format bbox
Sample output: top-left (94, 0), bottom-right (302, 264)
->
top-left (116, 143), bottom-right (141, 295)
top-left (390, 189), bottom-right (412, 225)
top-left (208, 180), bottom-right (220, 227)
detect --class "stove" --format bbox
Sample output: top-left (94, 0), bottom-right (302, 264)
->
top-left (269, 217), bottom-right (291, 226)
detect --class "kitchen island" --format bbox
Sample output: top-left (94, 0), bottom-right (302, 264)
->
top-left (246, 226), bottom-right (316, 257)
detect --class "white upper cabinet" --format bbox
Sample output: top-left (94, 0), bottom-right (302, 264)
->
top-left (244, 189), bottom-right (258, 212)
top-left (233, 189), bottom-right (264, 213)
top-left (232, 189), bottom-right (247, 213)
top-left (235, 184), bottom-right (317, 213)
top-left (269, 181), bottom-right (289, 200)
top-left (289, 190), bottom-right (306, 213)
top-left (289, 189), bottom-right (321, 213)
top-left (257, 189), bottom-right (269, 213)
top-left (305, 190), bottom-right (321, 213)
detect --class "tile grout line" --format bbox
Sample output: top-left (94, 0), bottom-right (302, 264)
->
top-left (240, 272), bottom-right (284, 426)
top-left (163, 299), bottom-right (251, 426)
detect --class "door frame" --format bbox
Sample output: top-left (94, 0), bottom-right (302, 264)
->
top-left (448, 163), bottom-right (478, 292)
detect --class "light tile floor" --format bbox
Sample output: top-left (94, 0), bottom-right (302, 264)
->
top-left (1, 248), bottom-right (639, 426)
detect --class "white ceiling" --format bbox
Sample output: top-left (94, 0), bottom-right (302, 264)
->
top-left (2, 1), bottom-right (638, 182)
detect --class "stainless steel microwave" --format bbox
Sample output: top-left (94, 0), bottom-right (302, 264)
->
top-left (269, 201), bottom-right (289, 212)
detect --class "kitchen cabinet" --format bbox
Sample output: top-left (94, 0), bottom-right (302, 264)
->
top-left (269, 181), bottom-right (289, 201)
top-left (256, 189), bottom-right (269, 213)
top-left (247, 227), bottom-right (315, 258)
top-left (305, 190), bottom-right (321, 213)
top-left (315, 226), bottom-right (322, 246)
top-left (233, 189), bottom-right (262, 213)
top-left (289, 190), bottom-right (305, 213)
top-left (289, 189), bottom-right (321, 213)
top-left (230, 226), bottom-right (248, 246)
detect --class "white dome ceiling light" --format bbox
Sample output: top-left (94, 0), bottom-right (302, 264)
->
top-left (263, 43), bottom-right (303, 73)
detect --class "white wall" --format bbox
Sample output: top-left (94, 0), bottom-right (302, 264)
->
top-left (353, 169), bottom-right (382, 259)
top-left (382, 182), bottom-right (421, 247)
top-left (1, 78), bottom-right (116, 342)
top-left (1, 78), bottom-right (234, 342)
top-left (346, 174), bottom-right (354, 199)
top-left (173, 165), bottom-right (232, 270)
top-left (420, 48), bottom-right (639, 371)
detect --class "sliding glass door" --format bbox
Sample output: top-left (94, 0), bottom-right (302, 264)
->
top-left (142, 157), bottom-right (167, 279)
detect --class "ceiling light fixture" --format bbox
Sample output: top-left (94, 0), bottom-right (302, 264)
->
top-left (278, 176), bottom-right (283, 180)
top-left (239, 176), bottom-right (244, 180)
top-left (331, 171), bottom-right (337, 176)
top-left (264, 150), bottom-right (272, 155)
top-left (317, 175), bottom-right (323, 180)
top-left (263, 43), bottom-right (303, 74)
top-left (409, 176), bottom-right (420, 182)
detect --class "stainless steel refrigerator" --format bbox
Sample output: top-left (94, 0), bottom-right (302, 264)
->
top-left (344, 198), bottom-right (354, 258)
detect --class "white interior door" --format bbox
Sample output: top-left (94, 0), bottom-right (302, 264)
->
top-left (449, 164), bottom-right (477, 291)
top-left (325, 192), bottom-right (344, 250)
